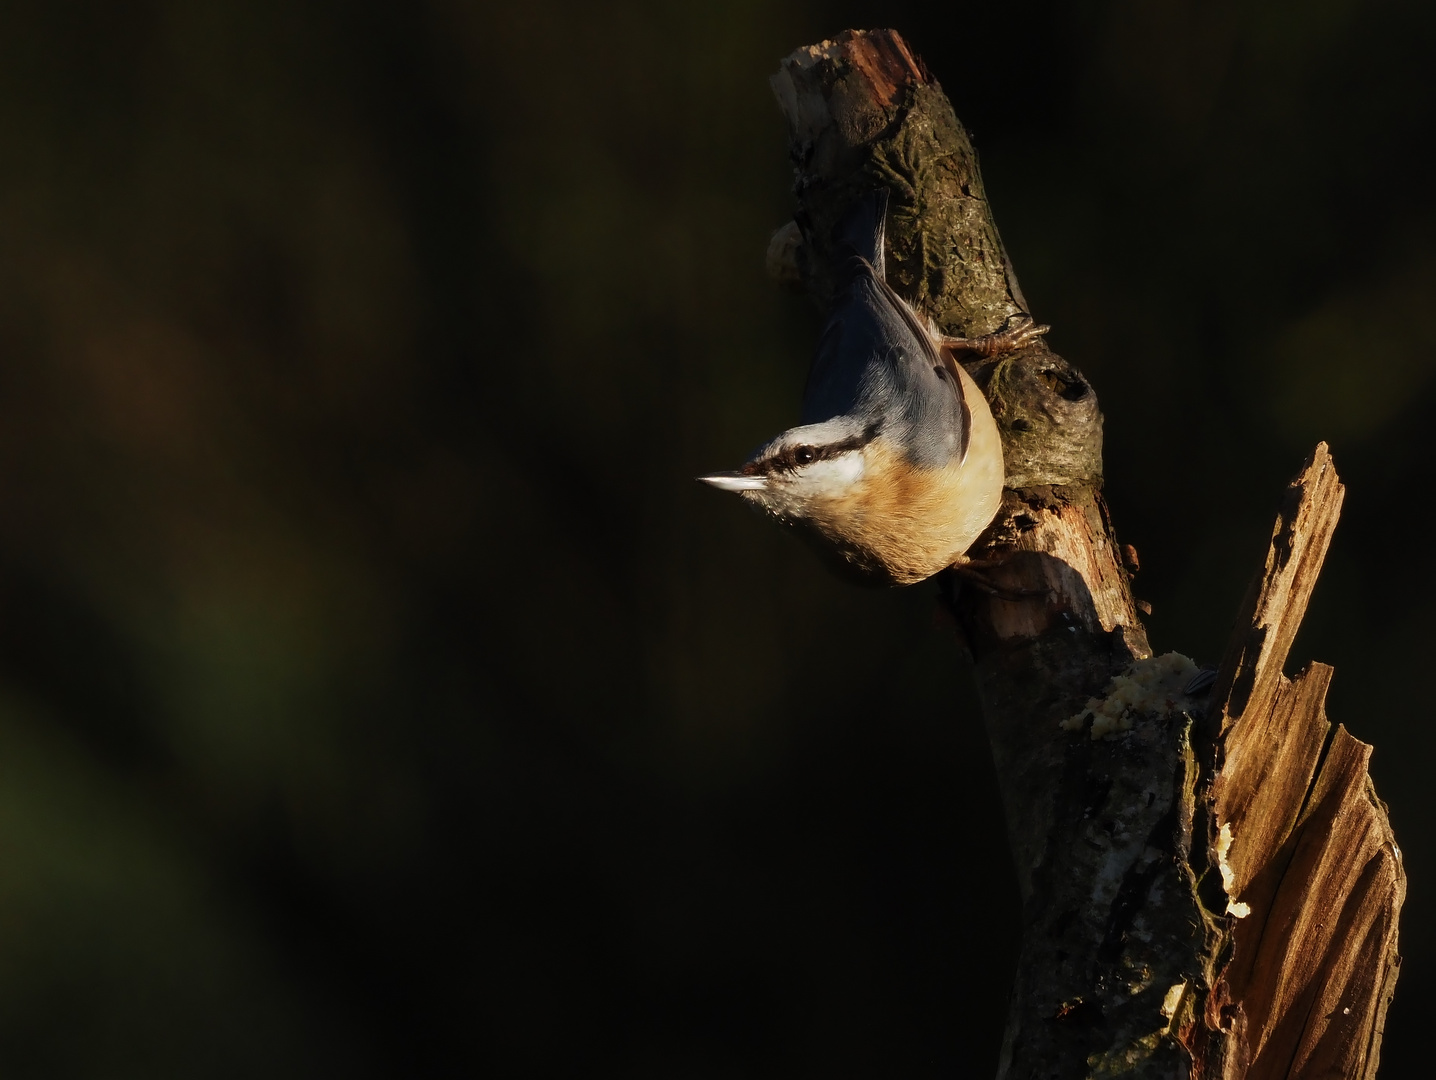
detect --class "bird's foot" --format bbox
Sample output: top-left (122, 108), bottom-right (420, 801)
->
top-left (939, 313), bottom-right (1050, 358)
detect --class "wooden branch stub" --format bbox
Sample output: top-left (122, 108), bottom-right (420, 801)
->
top-left (1192, 445), bottom-right (1405, 1080)
top-left (768, 30), bottom-right (1401, 1080)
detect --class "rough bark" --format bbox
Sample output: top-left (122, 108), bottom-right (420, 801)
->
top-left (768, 29), bottom-right (1403, 1080)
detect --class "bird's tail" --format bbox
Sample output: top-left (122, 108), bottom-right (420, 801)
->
top-left (831, 187), bottom-right (889, 279)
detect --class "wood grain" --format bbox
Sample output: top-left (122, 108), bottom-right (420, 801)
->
top-left (1196, 445), bottom-right (1405, 1080)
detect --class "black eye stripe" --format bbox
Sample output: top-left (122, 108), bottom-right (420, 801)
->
top-left (764, 431), bottom-right (871, 473)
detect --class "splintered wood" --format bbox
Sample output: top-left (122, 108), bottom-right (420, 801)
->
top-left (1196, 443), bottom-right (1404, 1080)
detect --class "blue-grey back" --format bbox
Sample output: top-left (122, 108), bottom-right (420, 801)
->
top-left (800, 206), bottom-right (969, 471)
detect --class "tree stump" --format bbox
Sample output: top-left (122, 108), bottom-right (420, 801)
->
top-left (767, 29), bottom-right (1403, 1080)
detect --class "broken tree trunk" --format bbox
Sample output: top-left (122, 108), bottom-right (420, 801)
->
top-left (768, 29), bottom-right (1403, 1080)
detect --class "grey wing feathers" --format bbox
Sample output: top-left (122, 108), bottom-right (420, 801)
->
top-left (801, 187), bottom-right (972, 469)
top-left (871, 274), bottom-right (972, 466)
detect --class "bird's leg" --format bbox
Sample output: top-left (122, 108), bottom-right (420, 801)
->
top-left (948, 552), bottom-right (1052, 602)
top-left (938, 313), bottom-right (1050, 358)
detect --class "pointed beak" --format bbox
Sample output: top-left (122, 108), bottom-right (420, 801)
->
top-left (697, 471), bottom-right (768, 493)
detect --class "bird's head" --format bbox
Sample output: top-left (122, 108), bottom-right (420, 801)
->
top-left (698, 418), bottom-right (878, 525)
top-left (699, 403), bottom-right (1002, 586)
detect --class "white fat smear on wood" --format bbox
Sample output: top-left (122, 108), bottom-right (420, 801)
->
top-left (1160, 981), bottom-right (1186, 1020)
top-left (1215, 822), bottom-right (1252, 918)
top-left (1061, 652), bottom-right (1200, 739)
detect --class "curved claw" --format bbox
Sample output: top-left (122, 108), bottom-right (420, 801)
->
top-left (1004, 314), bottom-right (1051, 347)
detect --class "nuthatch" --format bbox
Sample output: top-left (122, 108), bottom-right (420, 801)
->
top-left (699, 189), bottom-right (1046, 586)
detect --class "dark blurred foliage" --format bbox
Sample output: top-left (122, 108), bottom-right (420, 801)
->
top-left (0, 0), bottom-right (1432, 1075)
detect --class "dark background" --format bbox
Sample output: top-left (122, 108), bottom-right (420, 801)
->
top-left (1, 0), bottom-right (1431, 1075)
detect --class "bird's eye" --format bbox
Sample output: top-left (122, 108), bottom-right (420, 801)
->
top-left (793, 446), bottom-right (816, 466)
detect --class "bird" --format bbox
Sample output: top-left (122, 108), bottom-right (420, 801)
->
top-left (698, 188), bottom-right (1047, 586)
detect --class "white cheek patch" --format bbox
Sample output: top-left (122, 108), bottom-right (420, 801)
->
top-left (798, 451), bottom-right (866, 496)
